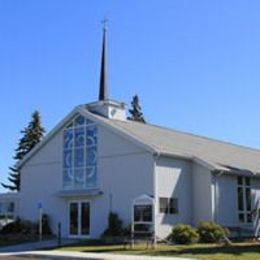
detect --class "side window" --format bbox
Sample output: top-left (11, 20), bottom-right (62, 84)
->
top-left (159, 197), bottom-right (178, 214)
top-left (237, 176), bottom-right (251, 223)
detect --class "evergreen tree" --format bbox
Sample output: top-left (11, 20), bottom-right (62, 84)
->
top-left (2, 110), bottom-right (45, 191)
top-left (128, 95), bottom-right (146, 123)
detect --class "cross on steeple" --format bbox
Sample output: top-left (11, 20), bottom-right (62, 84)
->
top-left (101, 18), bottom-right (108, 31)
top-left (99, 19), bottom-right (109, 101)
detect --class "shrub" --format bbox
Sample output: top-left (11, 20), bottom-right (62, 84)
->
top-left (36, 214), bottom-right (52, 235)
top-left (0, 215), bottom-right (52, 235)
top-left (197, 221), bottom-right (229, 243)
top-left (0, 217), bottom-right (37, 235)
top-left (103, 212), bottom-right (125, 236)
top-left (167, 224), bottom-right (199, 244)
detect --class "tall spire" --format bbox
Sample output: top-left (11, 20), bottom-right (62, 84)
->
top-left (99, 19), bottom-right (109, 101)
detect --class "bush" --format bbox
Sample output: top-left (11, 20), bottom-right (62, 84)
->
top-left (36, 214), bottom-right (52, 235)
top-left (167, 224), bottom-right (199, 244)
top-left (0, 217), bottom-right (37, 235)
top-left (103, 212), bottom-right (125, 236)
top-left (197, 221), bottom-right (229, 243)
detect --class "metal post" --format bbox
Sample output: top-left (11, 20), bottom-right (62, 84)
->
top-left (39, 207), bottom-right (42, 241)
top-left (57, 222), bottom-right (61, 246)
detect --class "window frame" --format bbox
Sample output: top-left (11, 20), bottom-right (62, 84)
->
top-left (62, 115), bottom-right (98, 190)
top-left (237, 176), bottom-right (252, 224)
top-left (159, 197), bottom-right (178, 215)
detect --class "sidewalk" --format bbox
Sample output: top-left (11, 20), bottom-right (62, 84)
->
top-left (1, 250), bottom-right (194, 260)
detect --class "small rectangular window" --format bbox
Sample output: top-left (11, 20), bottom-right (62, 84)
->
top-left (245, 177), bottom-right (250, 186)
top-left (237, 176), bottom-right (243, 185)
top-left (7, 202), bottom-right (15, 213)
top-left (247, 213), bottom-right (252, 223)
top-left (134, 205), bottom-right (152, 222)
top-left (246, 188), bottom-right (251, 211)
top-left (237, 187), bottom-right (244, 211)
top-left (159, 198), bottom-right (168, 214)
top-left (169, 198), bottom-right (178, 214)
top-left (239, 213), bottom-right (245, 223)
top-left (159, 197), bottom-right (178, 215)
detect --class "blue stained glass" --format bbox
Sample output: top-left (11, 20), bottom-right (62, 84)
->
top-left (87, 147), bottom-right (97, 166)
top-left (75, 127), bottom-right (84, 147)
top-left (86, 126), bottom-right (97, 146)
top-left (75, 168), bottom-right (84, 187)
top-left (75, 115), bottom-right (85, 126)
top-left (74, 149), bottom-right (84, 168)
top-left (63, 169), bottom-right (73, 187)
top-left (86, 118), bottom-right (94, 125)
top-left (63, 120), bottom-right (98, 189)
top-left (63, 150), bottom-right (73, 168)
top-left (86, 167), bottom-right (97, 187)
top-left (64, 129), bottom-right (73, 149)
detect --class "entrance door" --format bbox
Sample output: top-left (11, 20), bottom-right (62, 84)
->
top-left (69, 201), bottom-right (90, 237)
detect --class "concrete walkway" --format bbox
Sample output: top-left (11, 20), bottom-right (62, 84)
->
top-left (1, 250), bottom-right (194, 260)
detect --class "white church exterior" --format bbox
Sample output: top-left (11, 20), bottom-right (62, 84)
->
top-left (1, 27), bottom-right (260, 239)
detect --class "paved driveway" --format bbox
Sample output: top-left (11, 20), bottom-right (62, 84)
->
top-left (0, 250), bottom-right (194, 260)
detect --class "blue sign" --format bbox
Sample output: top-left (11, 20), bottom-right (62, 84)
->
top-left (38, 202), bottom-right (43, 209)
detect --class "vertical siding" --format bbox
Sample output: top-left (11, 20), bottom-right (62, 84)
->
top-left (155, 157), bottom-right (192, 238)
top-left (192, 162), bottom-right (213, 225)
top-left (19, 130), bottom-right (68, 236)
top-left (215, 174), bottom-right (237, 226)
top-left (92, 126), bottom-right (154, 238)
top-left (19, 121), bottom-right (154, 239)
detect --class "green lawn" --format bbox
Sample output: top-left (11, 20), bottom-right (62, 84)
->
top-left (58, 242), bottom-right (260, 260)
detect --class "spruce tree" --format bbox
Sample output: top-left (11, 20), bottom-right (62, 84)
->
top-left (128, 95), bottom-right (146, 123)
top-left (2, 110), bottom-right (45, 191)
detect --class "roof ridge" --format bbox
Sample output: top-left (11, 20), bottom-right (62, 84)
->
top-left (123, 119), bottom-right (260, 154)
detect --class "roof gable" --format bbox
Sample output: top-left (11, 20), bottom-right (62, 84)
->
top-left (17, 105), bottom-right (156, 169)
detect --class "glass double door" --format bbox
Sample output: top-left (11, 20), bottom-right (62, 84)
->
top-left (69, 201), bottom-right (90, 237)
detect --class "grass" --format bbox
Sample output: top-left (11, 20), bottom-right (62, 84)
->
top-left (58, 241), bottom-right (260, 260)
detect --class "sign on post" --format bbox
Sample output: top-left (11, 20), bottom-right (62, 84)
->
top-left (38, 201), bottom-right (43, 241)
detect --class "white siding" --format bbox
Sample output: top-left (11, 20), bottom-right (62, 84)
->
top-left (19, 118), bottom-right (154, 239)
top-left (155, 157), bottom-right (192, 238)
top-left (19, 130), bottom-right (67, 236)
top-left (92, 126), bottom-right (154, 238)
top-left (214, 174), bottom-right (237, 226)
top-left (192, 162), bottom-right (213, 225)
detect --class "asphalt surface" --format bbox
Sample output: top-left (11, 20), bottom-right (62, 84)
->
top-left (2, 255), bottom-right (103, 260)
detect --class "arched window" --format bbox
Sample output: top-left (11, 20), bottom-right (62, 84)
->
top-left (63, 115), bottom-right (98, 189)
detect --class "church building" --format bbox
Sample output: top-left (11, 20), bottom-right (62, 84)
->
top-left (1, 26), bottom-right (260, 239)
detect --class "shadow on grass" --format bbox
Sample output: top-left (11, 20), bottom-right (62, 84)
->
top-left (147, 244), bottom-right (260, 257)
top-left (87, 244), bottom-right (260, 257)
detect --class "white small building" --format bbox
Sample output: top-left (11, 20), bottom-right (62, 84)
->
top-left (2, 27), bottom-right (260, 239)
top-left (0, 193), bottom-right (19, 229)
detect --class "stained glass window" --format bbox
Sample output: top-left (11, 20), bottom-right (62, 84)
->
top-left (63, 115), bottom-right (98, 189)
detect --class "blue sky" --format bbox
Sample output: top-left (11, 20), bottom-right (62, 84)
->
top-left (1, 0), bottom-right (260, 191)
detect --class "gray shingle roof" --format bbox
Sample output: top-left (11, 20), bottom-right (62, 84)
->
top-left (90, 112), bottom-right (260, 176)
